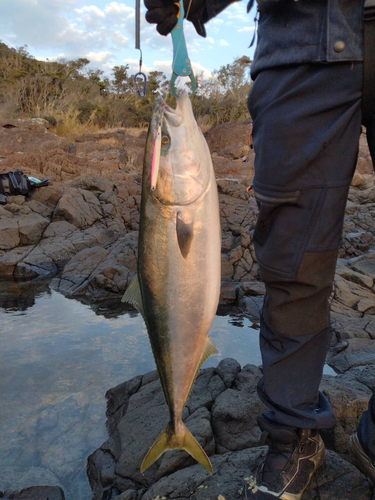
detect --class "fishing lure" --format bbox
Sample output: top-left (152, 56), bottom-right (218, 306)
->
top-left (151, 123), bottom-right (162, 190)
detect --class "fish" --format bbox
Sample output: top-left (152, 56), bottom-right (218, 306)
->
top-left (122, 91), bottom-right (221, 474)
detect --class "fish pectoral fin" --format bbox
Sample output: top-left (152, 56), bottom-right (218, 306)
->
top-left (176, 212), bottom-right (194, 259)
top-left (121, 274), bottom-right (145, 319)
top-left (141, 423), bottom-right (213, 475)
top-left (198, 337), bottom-right (219, 372)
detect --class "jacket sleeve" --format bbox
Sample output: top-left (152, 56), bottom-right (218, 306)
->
top-left (247, 0), bottom-right (290, 14)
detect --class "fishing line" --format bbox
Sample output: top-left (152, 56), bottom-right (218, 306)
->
top-left (134, 0), bottom-right (147, 97)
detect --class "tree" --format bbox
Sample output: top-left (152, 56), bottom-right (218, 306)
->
top-left (112, 65), bottom-right (130, 97)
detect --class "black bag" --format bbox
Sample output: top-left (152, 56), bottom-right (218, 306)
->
top-left (0, 169), bottom-right (32, 198)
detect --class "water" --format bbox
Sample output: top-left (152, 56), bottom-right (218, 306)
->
top-left (0, 281), bottom-right (265, 500)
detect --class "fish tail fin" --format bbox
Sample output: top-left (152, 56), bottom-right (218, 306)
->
top-left (181, 424), bottom-right (213, 474)
top-left (141, 427), bottom-right (169, 473)
top-left (141, 422), bottom-right (213, 475)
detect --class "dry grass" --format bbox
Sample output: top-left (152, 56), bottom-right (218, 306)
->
top-left (197, 115), bottom-right (212, 134)
top-left (49, 107), bottom-right (101, 139)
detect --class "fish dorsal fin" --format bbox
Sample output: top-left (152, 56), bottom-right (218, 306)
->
top-left (176, 212), bottom-right (194, 259)
top-left (198, 337), bottom-right (219, 373)
top-left (121, 274), bottom-right (145, 319)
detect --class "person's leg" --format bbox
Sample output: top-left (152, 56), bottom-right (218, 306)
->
top-left (243, 62), bottom-right (363, 499)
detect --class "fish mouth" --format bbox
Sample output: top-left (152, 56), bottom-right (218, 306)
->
top-left (154, 96), bottom-right (182, 127)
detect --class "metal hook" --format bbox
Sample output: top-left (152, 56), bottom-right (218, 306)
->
top-left (134, 71), bottom-right (147, 98)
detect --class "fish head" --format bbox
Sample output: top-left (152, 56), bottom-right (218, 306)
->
top-left (146, 92), bottom-right (210, 206)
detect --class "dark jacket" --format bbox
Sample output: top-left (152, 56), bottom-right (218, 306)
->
top-left (204, 0), bottom-right (364, 78)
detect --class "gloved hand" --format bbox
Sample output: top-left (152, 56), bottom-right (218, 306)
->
top-left (144, 0), bottom-right (207, 37)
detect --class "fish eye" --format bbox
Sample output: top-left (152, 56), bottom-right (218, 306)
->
top-left (162, 135), bottom-right (170, 146)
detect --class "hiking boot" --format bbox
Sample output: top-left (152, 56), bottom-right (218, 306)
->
top-left (242, 417), bottom-right (325, 499)
top-left (350, 432), bottom-right (375, 482)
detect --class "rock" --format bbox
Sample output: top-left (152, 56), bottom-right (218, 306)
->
top-left (0, 217), bottom-right (20, 250)
top-left (351, 171), bottom-right (364, 187)
top-left (88, 359), bottom-right (375, 499)
top-left (18, 214), bottom-right (50, 245)
top-left (333, 277), bottom-right (375, 312)
top-left (0, 120), bottom-right (71, 155)
top-left (42, 221), bottom-right (76, 239)
top-left (238, 295), bottom-right (263, 318)
top-left (212, 386), bottom-right (266, 452)
top-left (52, 246), bottom-right (110, 296)
top-left (321, 373), bottom-right (372, 453)
top-left (0, 246), bottom-right (33, 276)
top-left (219, 143), bottom-right (250, 160)
top-left (328, 338), bottom-right (375, 372)
top-left (54, 188), bottom-right (103, 228)
top-left (142, 448), bottom-right (371, 500)
top-left (356, 156), bottom-right (373, 175)
top-left (219, 282), bottom-right (237, 304)
top-left (2, 486), bottom-right (66, 500)
top-left (205, 122), bottom-right (252, 154)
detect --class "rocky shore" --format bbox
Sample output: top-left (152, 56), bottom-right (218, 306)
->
top-left (1, 118), bottom-right (375, 499)
top-left (85, 358), bottom-right (375, 500)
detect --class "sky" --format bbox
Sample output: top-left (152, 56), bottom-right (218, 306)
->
top-left (0, 0), bottom-right (257, 80)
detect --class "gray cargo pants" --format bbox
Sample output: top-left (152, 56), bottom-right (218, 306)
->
top-left (249, 62), bottom-right (375, 453)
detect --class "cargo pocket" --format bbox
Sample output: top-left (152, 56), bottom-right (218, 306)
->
top-left (253, 186), bottom-right (326, 278)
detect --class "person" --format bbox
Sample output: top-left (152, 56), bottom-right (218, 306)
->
top-left (144, 1), bottom-right (375, 498)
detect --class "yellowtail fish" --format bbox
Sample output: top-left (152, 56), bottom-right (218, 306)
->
top-left (122, 91), bottom-right (221, 474)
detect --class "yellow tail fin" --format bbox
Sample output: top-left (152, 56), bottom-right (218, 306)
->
top-left (141, 422), bottom-right (213, 474)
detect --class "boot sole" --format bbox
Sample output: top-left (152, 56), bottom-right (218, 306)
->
top-left (350, 433), bottom-right (375, 483)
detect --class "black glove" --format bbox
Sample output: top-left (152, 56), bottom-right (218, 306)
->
top-left (144, 0), bottom-right (207, 37)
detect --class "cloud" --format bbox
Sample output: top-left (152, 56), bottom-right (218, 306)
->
top-left (86, 51), bottom-right (114, 63)
top-left (206, 37), bottom-right (215, 44)
top-left (104, 2), bottom-right (134, 16)
top-left (123, 58), bottom-right (213, 81)
top-left (238, 26), bottom-right (256, 33)
top-left (75, 6), bottom-right (105, 18)
top-left (112, 31), bottom-right (129, 47)
top-left (220, 39), bottom-right (229, 46)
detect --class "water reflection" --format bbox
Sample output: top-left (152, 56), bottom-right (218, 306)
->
top-left (0, 279), bottom-right (51, 312)
top-left (0, 281), bottom-right (261, 500)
